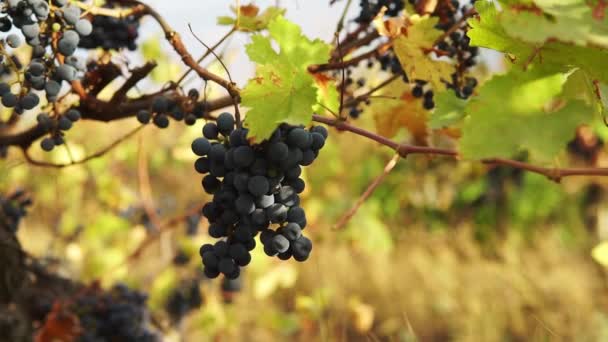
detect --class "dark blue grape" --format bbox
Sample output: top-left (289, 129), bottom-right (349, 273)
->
top-left (248, 176), bottom-right (269, 197)
top-left (137, 110), bottom-right (151, 124)
top-left (203, 122), bottom-right (219, 139)
top-left (191, 137), bottom-right (211, 156)
top-left (216, 112), bottom-right (234, 135)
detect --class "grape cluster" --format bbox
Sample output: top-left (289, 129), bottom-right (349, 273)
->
top-left (36, 109), bottom-right (81, 152)
top-left (165, 279), bottom-right (203, 323)
top-left (194, 113), bottom-right (326, 279)
top-left (137, 90), bottom-right (205, 128)
top-left (0, 0), bottom-right (93, 151)
top-left (433, 0), bottom-right (480, 99)
top-left (78, 5), bottom-right (141, 51)
top-left (0, 190), bottom-right (32, 233)
top-left (411, 80), bottom-right (435, 110)
top-left (355, 0), bottom-right (405, 23)
top-left (348, 0), bottom-right (479, 116)
top-left (3, 0), bottom-right (91, 80)
top-left (68, 284), bottom-right (159, 342)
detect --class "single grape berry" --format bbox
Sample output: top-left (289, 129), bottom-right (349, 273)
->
top-left (191, 137), bottom-right (211, 156)
top-left (292, 236), bottom-right (312, 262)
top-left (40, 137), bottom-right (55, 151)
top-left (271, 235), bottom-right (290, 253)
top-left (137, 110), bottom-right (151, 124)
top-left (216, 112), bottom-right (235, 135)
top-left (2, 93), bottom-right (18, 107)
top-left (153, 113), bottom-right (170, 128)
top-left (75, 19), bottom-right (93, 36)
top-left (248, 176), bottom-right (269, 197)
top-left (282, 222), bottom-right (302, 240)
top-left (267, 142), bottom-right (289, 163)
top-left (287, 128), bottom-right (311, 149)
top-left (66, 109), bottom-right (81, 122)
top-left (58, 116), bottom-right (73, 131)
top-left (6, 34), bottom-right (22, 48)
top-left (203, 122), bottom-right (219, 139)
top-left (233, 146), bottom-right (255, 168)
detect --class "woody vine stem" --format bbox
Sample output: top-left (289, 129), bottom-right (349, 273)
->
top-left (0, 0), bottom-right (606, 183)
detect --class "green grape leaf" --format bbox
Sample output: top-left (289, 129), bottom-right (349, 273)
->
top-left (430, 91), bottom-right (468, 129)
top-left (241, 65), bottom-right (318, 141)
top-left (460, 66), bottom-right (593, 161)
top-left (217, 4), bottom-right (285, 32)
top-left (141, 35), bottom-right (182, 84)
top-left (467, 1), bottom-right (533, 60)
top-left (561, 68), bottom-right (603, 115)
top-left (141, 35), bottom-right (162, 60)
top-left (541, 42), bottom-right (608, 84)
top-left (393, 15), bottom-right (455, 90)
top-left (469, 1), bottom-right (608, 82)
top-left (598, 82), bottom-right (608, 116)
top-left (500, 0), bottom-right (608, 48)
top-left (242, 16), bottom-right (332, 141)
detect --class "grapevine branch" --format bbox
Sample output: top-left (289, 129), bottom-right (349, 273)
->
top-left (334, 153), bottom-right (400, 229)
top-left (0, 94), bottom-right (231, 149)
top-left (0, 2), bottom-right (604, 184)
top-left (133, 1), bottom-right (240, 98)
top-left (309, 41), bottom-right (392, 73)
top-left (313, 8), bottom-right (479, 73)
top-left (311, 115), bottom-right (608, 182)
top-left (344, 74), bottom-right (400, 108)
top-left (111, 61), bottom-right (158, 104)
top-left (21, 125), bottom-right (145, 168)
top-left (137, 137), bottom-right (163, 233)
top-left (114, 204), bottom-right (204, 271)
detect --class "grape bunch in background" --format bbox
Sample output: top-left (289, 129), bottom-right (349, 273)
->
top-left (136, 90), bottom-right (205, 129)
top-left (192, 113), bottom-right (326, 279)
top-left (0, 189), bottom-right (32, 233)
top-left (0, 0), bottom-right (145, 152)
top-left (0, 0), bottom-right (90, 118)
top-left (348, 0), bottom-right (479, 118)
top-left (78, 3), bottom-right (140, 51)
top-left (39, 283), bottom-right (159, 342)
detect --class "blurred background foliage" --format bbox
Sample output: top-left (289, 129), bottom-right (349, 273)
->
top-left (3, 13), bottom-right (608, 342)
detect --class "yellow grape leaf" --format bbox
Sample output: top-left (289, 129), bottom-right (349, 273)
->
top-left (365, 80), bottom-right (429, 145)
top-left (373, 6), bottom-right (407, 38)
top-left (393, 15), bottom-right (455, 90)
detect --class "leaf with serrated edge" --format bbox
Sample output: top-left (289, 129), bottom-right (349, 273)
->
top-left (241, 16), bottom-right (333, 141)
top-left (242, 65), bottom-right (317, 140)
top-left (460, 66), bottom-right (593, 161)
top-left (466, 1), bottom-right (533, 60)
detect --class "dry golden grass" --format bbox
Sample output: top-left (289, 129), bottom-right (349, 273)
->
top-left (184, 227), bottom-right (608, 342)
